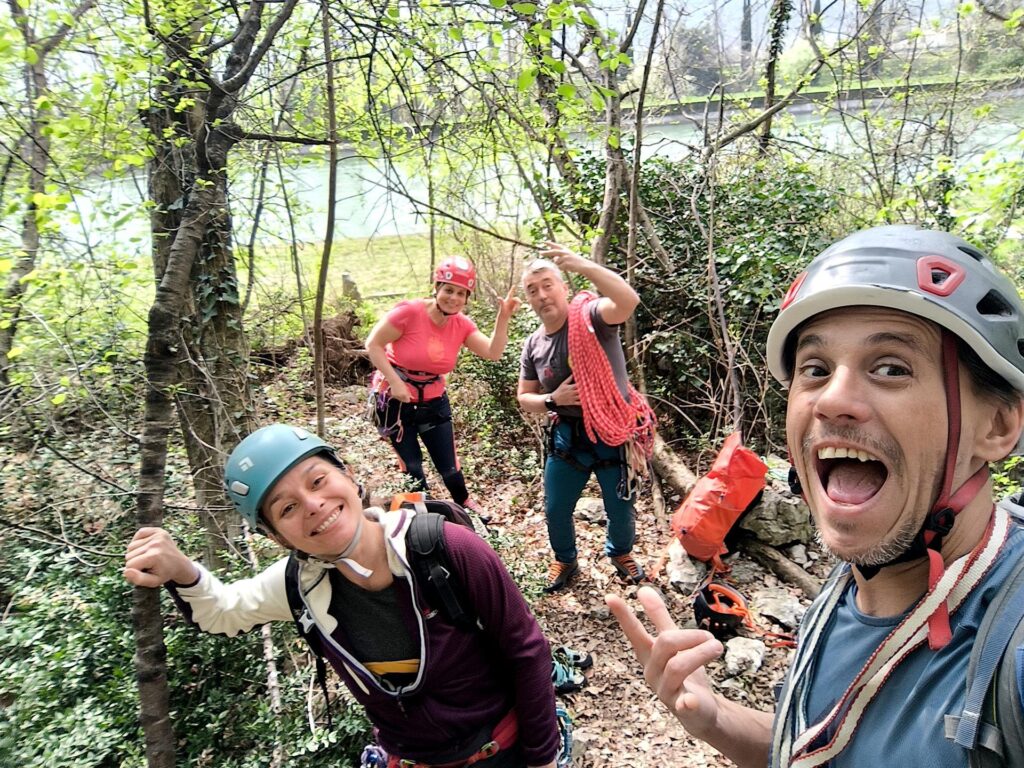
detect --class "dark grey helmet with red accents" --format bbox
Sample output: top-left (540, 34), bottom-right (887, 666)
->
top-left (766, 225), bottom-right (1024, 399)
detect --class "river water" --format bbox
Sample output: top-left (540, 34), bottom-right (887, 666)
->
top-left (68, 97), bottom-right (1024, 255)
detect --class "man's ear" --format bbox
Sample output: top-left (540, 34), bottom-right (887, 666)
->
top-left (976, 396), bottom-right (1024, 462)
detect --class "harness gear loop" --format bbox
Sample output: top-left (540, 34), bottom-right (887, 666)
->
top-left (566, 291), bottom-right (657, 497)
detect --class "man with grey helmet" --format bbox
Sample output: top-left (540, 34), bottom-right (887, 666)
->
top-left (124, 424), bottom-right (559, 768)
top-left (608, 225), bottom-right (1024, 767)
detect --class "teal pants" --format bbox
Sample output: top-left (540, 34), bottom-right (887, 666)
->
top-left (544, 420), bottom-right (635, 564)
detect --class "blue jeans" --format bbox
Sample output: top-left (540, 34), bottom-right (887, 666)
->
top-left (544, 419), bottom-right (635, 563)
top-left (375, 392), bottom-right (469, 505)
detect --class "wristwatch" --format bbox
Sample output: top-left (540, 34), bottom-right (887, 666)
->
top-left (544, 395), bottom-right (556, 411)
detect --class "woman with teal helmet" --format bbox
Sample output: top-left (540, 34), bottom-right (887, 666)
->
top-left (124, 423), bottom-right (561, 767)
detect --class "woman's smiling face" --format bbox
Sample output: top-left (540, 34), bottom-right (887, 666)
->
top-left (262, 455), bottom-right (363, 559)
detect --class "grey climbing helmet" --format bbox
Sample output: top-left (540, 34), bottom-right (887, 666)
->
top-left (224, 424), bottom-right (343, 530)
top-left (766, 225), bottom-right (1024, 394)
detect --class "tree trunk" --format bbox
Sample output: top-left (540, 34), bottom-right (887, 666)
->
top-left (134, 183), bottom-right (217, 768)
top-left (759, 0), bottom-right (792, 150)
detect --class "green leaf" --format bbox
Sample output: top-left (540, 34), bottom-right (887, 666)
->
top-left (7, 346), bottom-right (23, 360)
top-left (490, 30), bottom-right (504, 46)
top-left (489, 0), bottom-right (507, 7)
top-left (512, 2), bottom-right (537, 13)
top-left (516, 67), bottom-right (537, 91)
top-left (51, 392), bottom-right (67, 406)
top-left (556, 83), bottom-right (576, 98)
top-left (448, 26), bottom-right (463, 42)
top-left (24, 46), bottom-right (38, 65)
top-left (590, 90), bottom-right (605, 111)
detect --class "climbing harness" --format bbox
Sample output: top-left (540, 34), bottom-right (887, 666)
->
top-left (693, 582), bottom-right (750, 639)
top-left (565, 291), bottom-right (657, 499)
top-left (771, 504), bottom-right (1011, 768)
top-left (692, 577), bottom-right (796, 647)
top-left (368, 367), bottom-right (445, 442)
top-left (386, 709), bottom-right (518, 767)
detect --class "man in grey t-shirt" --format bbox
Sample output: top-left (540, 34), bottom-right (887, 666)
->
top-left (517, 242), bottom-right (646, 593)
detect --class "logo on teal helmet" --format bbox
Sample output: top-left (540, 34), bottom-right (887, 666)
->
top-left (223, 424), bottom-right (342, 529)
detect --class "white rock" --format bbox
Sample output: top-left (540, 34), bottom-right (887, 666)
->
top-left (724, 637), bottom-right (766, 676)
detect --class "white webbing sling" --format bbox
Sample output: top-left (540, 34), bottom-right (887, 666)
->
top-left (771, 506), bottom-right (1011, 768)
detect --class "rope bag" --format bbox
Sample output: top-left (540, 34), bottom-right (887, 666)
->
top-left (566, 291), bottom-right (657, 494)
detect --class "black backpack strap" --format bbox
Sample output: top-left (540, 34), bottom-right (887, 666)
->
top-left (284, 553), bottom-right (333, 727)
top-left (945, 548), bottom-right (1024, 766)
top-left (406, 512), bottom-right (477, 631)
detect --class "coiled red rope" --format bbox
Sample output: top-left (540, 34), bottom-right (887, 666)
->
top-left (567, 291), bottom-right (657, 483)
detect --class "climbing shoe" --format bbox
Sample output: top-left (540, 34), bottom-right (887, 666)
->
top-left (460, 498), bottom-right (490, 536)
top-left (543, 559), bottom-right (579, 593)
top-left (551, 658), bottom-right (586, 694)
top-left (461, 497), bottom-right (492, 524)
top-left (610, 553), bottom-right (646, 584)
top-left (553, 644), bottom-right (593, 670)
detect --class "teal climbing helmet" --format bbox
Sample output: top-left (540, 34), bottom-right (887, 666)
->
top-left (224, 424), bottom-right (343, 529)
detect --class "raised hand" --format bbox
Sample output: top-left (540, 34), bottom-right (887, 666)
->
top-left (497, 286), bottom-right (521, 320)
top-left (606, 586), bottom-right (724, 738)
top-left (539, 241), bottom-right (590, 274)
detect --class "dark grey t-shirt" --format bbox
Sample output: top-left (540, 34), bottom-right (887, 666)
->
top-left (519, 298), bottom-right (630, 418)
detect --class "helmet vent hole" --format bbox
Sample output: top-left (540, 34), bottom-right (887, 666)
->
top-left (977, 290), bottom-right (1014, 318)
top-left (958, 245), bottom-right (986, 263)
top-left (930, 267), bottom-right (951, 286)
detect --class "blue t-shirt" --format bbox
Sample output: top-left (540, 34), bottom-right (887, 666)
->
top-left (781, 524), bottom-right (1024, 767)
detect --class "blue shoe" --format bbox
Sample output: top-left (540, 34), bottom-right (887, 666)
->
top-left (551, 658), bottom-right (586, 694)
top-left (554, 644), bottom-right (593, 670)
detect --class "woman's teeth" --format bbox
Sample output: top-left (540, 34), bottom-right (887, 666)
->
top-left (314, 508), bottom-right (340, 534)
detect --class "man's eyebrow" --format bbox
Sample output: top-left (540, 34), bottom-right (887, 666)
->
top-left (795, 330), bottom-right (929, 355)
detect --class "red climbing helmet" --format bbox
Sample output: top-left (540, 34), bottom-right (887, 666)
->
top-left (434, 256), bottom-right (477, 292)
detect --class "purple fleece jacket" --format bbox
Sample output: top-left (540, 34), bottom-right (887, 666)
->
top-left (322, 522), bottom-right (559, 764)
top-left (169, 520), bottom-right (559, 765)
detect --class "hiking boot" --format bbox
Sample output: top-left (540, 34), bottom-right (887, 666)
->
top-left (551, 658), bottom-right (586, 694)
top-left (543, 559), bottom-right (578, 593)
top-left (610, 553), bottom-right (646, 585)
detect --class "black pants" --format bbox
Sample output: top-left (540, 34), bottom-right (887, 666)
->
top-left (376, 392), bottom-right (469, 505)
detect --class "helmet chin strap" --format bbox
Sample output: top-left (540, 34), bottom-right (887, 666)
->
top-left (433, 295), bottom-right (457, 317)
top-left (855, 331), bottom-right (989, 650)
top-left (327, 513), bottom-right (373, 578)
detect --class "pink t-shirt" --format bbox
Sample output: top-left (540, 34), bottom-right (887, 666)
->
top-left (384, 300), bottom-right (478, 401)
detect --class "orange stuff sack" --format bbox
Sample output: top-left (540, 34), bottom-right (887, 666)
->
top-left (671, 432), bottom-right (768, 563)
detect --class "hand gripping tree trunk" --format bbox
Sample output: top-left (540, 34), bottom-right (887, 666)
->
top-left (133, 1), bottom-right (300, 763)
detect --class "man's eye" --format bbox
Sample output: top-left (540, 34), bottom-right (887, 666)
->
top-left (798, 362), bottom-right (829, 378)
top-left (876, 363), bottom-right (910, 377)
top-left (280, 502), bottom-right (296, 517)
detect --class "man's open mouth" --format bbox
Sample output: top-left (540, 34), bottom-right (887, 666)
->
top-left (815, 446), bottom-right (889, 505)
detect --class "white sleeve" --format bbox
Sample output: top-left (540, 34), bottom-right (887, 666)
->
top-left (171, 556), bottom-right (293, 637)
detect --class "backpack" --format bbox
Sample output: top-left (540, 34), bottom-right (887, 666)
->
top-left (283, 494), bottom-right (479, 721)
top-left (670, 432), bottom-right (767, 570)
top-left (943, 496), bottom-right (1024, 768)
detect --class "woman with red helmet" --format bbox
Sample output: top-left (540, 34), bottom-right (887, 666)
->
top-left (366, 256), bottom-right (520, 512)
